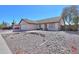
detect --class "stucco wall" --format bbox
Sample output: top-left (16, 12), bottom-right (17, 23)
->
top-left (60, 19), bottom-right (64, 26)
top-left (20, 20), bottom-right (60, 31)
top-left (20, 21), bottom-right (36, 30)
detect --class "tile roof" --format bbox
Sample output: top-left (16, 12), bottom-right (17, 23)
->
top-left (36, 16), bottom-right (61, 23)
top-left (20, 16), bottom-right (61, 24)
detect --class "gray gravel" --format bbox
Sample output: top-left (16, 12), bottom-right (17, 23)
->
top-left (1, 31), bottom-right (79, 54)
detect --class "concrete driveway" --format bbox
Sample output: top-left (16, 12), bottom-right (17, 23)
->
top-left (0, 30), bottom-right (12, 54)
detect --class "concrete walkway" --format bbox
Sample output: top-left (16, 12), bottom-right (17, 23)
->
top-left (0, 35), bottom-right (12, 54)
top-left (0, 30), bottom-right (12, 54)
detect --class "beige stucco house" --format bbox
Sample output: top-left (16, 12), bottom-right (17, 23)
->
top-left (13, 16), bottom-right (79, 31)
top-left (15, 16), bottom-right (62, 31)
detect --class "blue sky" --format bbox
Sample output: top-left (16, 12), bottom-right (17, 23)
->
top-left (0, 5), bottom-right (67, 24)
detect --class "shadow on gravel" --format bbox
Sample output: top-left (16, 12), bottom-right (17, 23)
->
top-left (65, 31), bottom-right (79, 35)
top-left (28, 32), bottom-right (45, 37)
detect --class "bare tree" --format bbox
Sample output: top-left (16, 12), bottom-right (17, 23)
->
top-left (61, 6), bottom-right (69, 30)
top-left (71, 6), bottom-right (79, 31)
top-left (61, 5), bottom-right (79, 31)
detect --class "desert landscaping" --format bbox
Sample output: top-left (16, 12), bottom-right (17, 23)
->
top-left (1, 31), bottom-right (79, 54)
top-left (0, 5), bottom-right (79, 54)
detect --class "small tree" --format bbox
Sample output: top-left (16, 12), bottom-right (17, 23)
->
top-left (61, 5), bottom-right (79, 31)
top-left (11, 20), bottom-right (16, 28)
top-left (73, 16), bottom-right (79, 31)
top-left (0, 24), bottom-right (4, 29)
top-left (61, 7), bottom-right (68, 30)
top-left (2, 21), bottom-right (9, 27)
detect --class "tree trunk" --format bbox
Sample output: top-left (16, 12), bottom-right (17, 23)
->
top-left (69, 24), bottom-right (71, 31)
top-left (64, 20), bottom-right (66, 31)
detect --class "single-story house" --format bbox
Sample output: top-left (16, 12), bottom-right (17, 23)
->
top-left (15, 16), bottom-right (62, 31)
top-left (13, 16), bottom-right (79, 31)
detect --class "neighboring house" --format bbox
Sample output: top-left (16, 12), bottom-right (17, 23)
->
top-left (13, 24), bottom-right (20, 31)
top-left (13, 16), bottom-right (64, 31)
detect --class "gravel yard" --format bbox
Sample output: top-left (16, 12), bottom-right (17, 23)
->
top-left (1, 31), bottom-right (79, 54)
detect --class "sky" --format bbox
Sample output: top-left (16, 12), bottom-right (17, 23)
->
top-left (0, 5), bottom-right (67, 24)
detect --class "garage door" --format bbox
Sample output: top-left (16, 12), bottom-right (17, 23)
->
top-left (47, 24), bottom-right (56, 30)
top-left (21, 25), bottom-right (28, 30)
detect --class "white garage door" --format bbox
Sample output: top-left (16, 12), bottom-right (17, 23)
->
top-left (47, 24), bottom-right (57, 30)
top-left (21, 25), bottom-right (28, 30)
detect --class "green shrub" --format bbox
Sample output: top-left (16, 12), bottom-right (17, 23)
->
top-left (0, 24), bottom-right (5, 29)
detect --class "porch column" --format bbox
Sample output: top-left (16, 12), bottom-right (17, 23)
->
top-left (39, 24), bottom-right (41, 29)
top-left (44, 24), bottom-right (48, 31)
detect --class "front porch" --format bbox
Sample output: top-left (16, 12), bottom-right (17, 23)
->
top-left (37, 23), bottom-right (59, 31)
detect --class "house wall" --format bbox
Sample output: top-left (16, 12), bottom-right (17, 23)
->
top-left (19, 20), bottom-right (60, 31)
top-left (37, 23), bottom-right (60, 31)
top-left (59, 19), bottom-right (64, 26)
top-left (20, 20), bottom-right (36, 30)
top-left (35, 24), bottom-right (41, 29)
